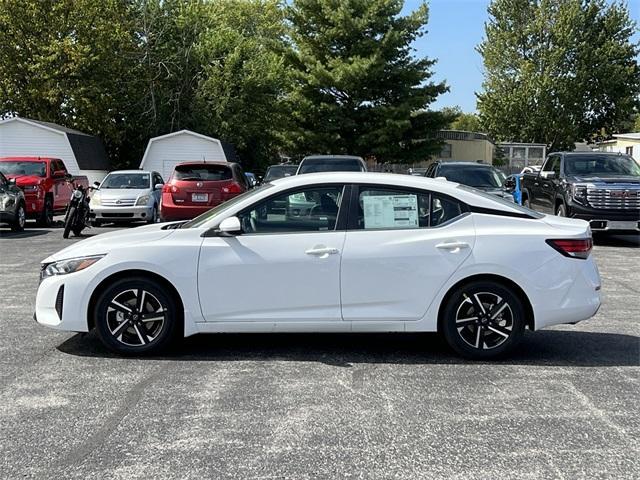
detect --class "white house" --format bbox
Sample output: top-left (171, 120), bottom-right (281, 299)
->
top-left (597, 133), bottom-right (640, 160)
top-left (0, 117), bottom-right (110, 184)
top-left (139, 130), bottom-right (238, 181)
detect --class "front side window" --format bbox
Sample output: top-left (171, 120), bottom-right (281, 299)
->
top-left (238, 185), bottom-right (344, 234)
top-left (355, 187), bottom-right (464, 230)
top-left (542, 156), bottom-right (560, 175)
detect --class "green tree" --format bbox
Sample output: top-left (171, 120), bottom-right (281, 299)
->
top-left (194, 0), bottom-right (291, 169)
top-left (451, 112), bottom-right (481, 132)
top-left (0, 0), bottom-right (138, 163)
top-left (287, 0), bottom-right (449, 163)
top-left (477, 0), bottom-right (640, 150)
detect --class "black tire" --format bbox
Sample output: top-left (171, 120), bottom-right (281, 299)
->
top-left (94, 277), bottom-right (180, 355)
top-left (63, 206), bottom-right (75, 239)
top-left (11, 202), bottom-right (25, 232)
top-left (93, 219), bottom-right (102, 227)
top-left (556, 203), bottom-right (567, 217)
top-left (442, 280), bottom-right (526, 360)
top-left (147, 205), bottom-right (158, 224)
top-left (72, 226), bottom-right (84, 237)
top-left (36, 196), bottom-right (53, 227)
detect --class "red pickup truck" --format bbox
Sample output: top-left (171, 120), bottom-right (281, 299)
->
top-left (0, 157), bottom-right (89, 226)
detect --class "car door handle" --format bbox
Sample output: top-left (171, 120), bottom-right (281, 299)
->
top-left (534, 182), bottom-right (539, 186)
top-left (305, 247), bottom-right (339, 256)
top-left (436, 241), bottom-right (470, 251)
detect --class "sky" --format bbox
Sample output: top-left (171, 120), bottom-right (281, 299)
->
top-left (403, 0), bottom-right (640, 113)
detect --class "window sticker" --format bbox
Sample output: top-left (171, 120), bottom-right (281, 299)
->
top-left (363, 194), bottom-right (418, 229)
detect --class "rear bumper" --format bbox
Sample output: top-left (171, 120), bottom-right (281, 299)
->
top-left (160, 202), bottom-right (217, 221)
top-left (568, 201), bottom-right (640, 231)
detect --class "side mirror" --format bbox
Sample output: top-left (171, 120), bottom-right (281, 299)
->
top-left (540, 171), bottom-right (556, 180)
top-left (217, 216), bottom-right (242, 236)
top-left (8, 178), bottom-right (16, 186)
top-left (93, 181), bottom-right (101, 188)
top-left (154, 183), bottom-right (164, 191)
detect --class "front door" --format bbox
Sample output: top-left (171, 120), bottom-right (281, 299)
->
top-left (341, 186), bottom-right (474, 321)
top-left (197, 185), bottom-right (347, 323)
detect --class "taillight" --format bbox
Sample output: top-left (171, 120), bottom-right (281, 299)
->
top-left (546, 238), bottom-right (593, 259)
top-left (222, 182), bottom-right (243, 194)
top-left (163, 184), bottom-right (180, 194)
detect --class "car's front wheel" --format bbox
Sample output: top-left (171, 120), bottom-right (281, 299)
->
top-left (11, 202), bottom-right (25, 232)
top-left (442, 280), bottom-right (525, 359)
top-left (94, 277), bottom-right (179, 355)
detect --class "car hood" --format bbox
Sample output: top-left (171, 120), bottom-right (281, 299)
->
top-left (97, 188), bottom-right (151, 198)
top-left (4, 174), bottom-right (44, 186)
top-left (42, 223), bottom-right (176, 263)
top-left (569, 175), bottom-right (640, 185)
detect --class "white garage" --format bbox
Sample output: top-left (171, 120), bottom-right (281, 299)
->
top-left (0, 117), bottom-right (110, 184)
top-left (139, 130), bottom-right (238, 181)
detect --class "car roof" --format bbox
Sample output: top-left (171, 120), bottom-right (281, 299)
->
top-left (0, 156), bottom-right (59, 162)
top-left (438, 162), bottom-right (495, 168)
top-left (549, 151), bottom-right (628, 156)
top-left (302, 155), bottom-right (364, 161)
top-left (175, 161), bottom-right (233, 166)
top-left (106, 170), bottom-right (154, 174)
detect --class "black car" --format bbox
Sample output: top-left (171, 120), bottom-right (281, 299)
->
top-left (296, 155), bottom-right (367, 174)
top-left (263, 164), bottom-right (298, 182)
top-left (521, 152), bottom-right (640, 232)
top-left (424, 161), bottom-right (514, 202)
top-left (0, 171), bottom-right (26, 231)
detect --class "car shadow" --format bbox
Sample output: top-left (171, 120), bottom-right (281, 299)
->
top-left (57, 330), bottom-right (639, 368)
top-left (0, 228), bottom-right (50, 238)
top-left (593, 233), bottom-right (640, 248)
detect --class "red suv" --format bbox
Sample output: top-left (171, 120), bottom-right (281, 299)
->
top-left (160, 161), bottom-right (248, 221)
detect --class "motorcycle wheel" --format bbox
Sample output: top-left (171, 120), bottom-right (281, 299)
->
top-left (63, 206), bottom-right (76, 239)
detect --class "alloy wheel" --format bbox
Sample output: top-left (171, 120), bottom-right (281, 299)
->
top-left (15, 205), bottom-right (25, 230)
top-left (106, 288), bottom-right (166, 347)
top-left (454, 292), bottom-right (514, 350)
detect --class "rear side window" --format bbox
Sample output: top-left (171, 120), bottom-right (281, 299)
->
top-left (354, 187), bottom-right (465, 230)
top-left (174, 164), bottom-right (232, 181)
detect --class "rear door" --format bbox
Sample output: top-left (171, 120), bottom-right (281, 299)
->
top-left (340, 185), bottom-right (475, 322)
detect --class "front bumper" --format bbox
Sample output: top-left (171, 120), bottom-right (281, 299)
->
top-left (90, 205), bottom-right (154, 222)
top-left (23, 193), bottom-right (44, 216)
top-left (568, 201), bottom-right (640, 231)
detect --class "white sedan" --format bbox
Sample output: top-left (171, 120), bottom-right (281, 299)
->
top-left (35, 172), bottom-right (601, 359)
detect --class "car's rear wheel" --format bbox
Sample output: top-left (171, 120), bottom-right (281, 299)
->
top-left (442, 280), bottom-right (525, 359)
top-left (147, 205), bottom-right (158, 224)
top-left (556, 203), bottom-right (567, 217)
top-left (11, 203), bottom-right (25, 232)
top-left (94, 277), bottom-right (179, 355)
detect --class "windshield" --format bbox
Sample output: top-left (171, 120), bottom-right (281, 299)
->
top-left (101, 173), bottom-right (151, 189)
top-left (564, 155), bottom-right (640, 177)
top-left (174, 164), bottom-right (232, 181)
top-left (298, 158), bottom-right (364, 174)
top-left (0, 161), bottom-right (47, 177)
top-left (440, 166), bottom-right (505, 188)
top-left (181, 183), bottom-right (275, 228)
top-left (264, 165), bottom-right (298, 181)
top-left (457, 184), bottom-right (544, 218)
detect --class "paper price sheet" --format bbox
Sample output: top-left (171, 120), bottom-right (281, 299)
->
top-left (362, 194), bottom-right (418, 229)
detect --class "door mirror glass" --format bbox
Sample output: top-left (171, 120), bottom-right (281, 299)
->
top-left (218, 216), bottom-right (242, 234)
top-left (154, 183), bottom-right (164, 191)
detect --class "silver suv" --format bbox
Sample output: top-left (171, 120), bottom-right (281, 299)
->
top-left (0, 171), bottom-right (26, 231)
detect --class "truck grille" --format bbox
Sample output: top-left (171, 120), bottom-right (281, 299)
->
top-left (587, 188), bottom-right (640, 210)
top-left (101, 198), bottom-right (136, 207)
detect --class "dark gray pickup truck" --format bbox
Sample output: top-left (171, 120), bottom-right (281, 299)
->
top-left (521, 152), bottom-right (640, 233)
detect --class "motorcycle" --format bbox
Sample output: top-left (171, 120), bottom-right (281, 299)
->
top-left (63, 183), bottom-right (93, 239)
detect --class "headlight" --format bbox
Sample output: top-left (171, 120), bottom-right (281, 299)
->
top-left (571, 184), bottom-right (588, 205)
top-left (90, 192), bottom-right (101, 206)
top-left (72, 190), bottom-right (83, 199)
top-left (136, 194), bottom-right (150, 206)
top-left (40, 255), bottom-right (105, 281)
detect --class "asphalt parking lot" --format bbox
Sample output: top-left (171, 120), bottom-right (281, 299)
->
top-left (0, 223), bottom-right (638, 479)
